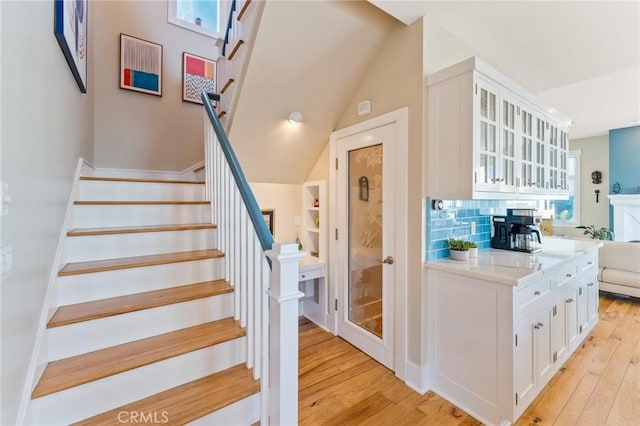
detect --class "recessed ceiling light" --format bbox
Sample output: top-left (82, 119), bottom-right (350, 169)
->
top-left (547, 108), bottom-right (557, 114)
top-left (288, 111), bottom-right (303, 125)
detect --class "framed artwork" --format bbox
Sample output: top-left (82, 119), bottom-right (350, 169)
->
top-left (182, 52), bottom-right (216, 104)
top-left (120, 34), bottom-right (163, 96)
top-left (54, 0), bottom-right (88, 93)
top-left (261, 209), bottom-right (275, 236)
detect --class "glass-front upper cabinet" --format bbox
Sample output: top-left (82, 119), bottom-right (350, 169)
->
top-left (501, 95), bottom-right (517, 191)
top-left (519, 106), bottom-right (536, 194)
top-left (475, 78), bottom-right (501, 192)
top-left (559, 129), bottom-right (569, 191)
top-left (534, 116), bottom-right (547, 192)
top-left (548, 124), bottom-right (559, 192)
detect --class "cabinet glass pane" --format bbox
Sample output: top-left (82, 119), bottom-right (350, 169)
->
top-left (489, 93), bottom-right (496, 121)
top-left (488, 156), bottom-right (496, 182)
top-left (481, 89), bottom-right (488, 119)
top-left (488, 124), bottom-right (496, 152)
top-left (481, 122), bottom-right (487, 150)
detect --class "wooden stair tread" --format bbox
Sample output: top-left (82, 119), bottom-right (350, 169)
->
top-left (58, 249), bottom-right (224, 276)
top-left (72, 365), bottom-right (259, 426)
top-left (48, 280), bottom-right (233, 328)
top-left (74, 200), bottom-right (209, 205)
top-left (32, 318), bottom-right (245, 399)
top-left (80, 176), bottom-right (205, 184)
top-left (67, 223), bottom-right (216, 236)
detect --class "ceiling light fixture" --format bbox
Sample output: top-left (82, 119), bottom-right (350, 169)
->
top-left (288, 111), bottom-right (303, 125)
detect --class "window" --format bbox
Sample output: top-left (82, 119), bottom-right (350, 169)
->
top-left (547, 150), bottom-right (581, 224)
top-left (168, 0), bottom-right (224, 39)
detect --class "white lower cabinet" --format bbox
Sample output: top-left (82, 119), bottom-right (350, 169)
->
top-left (426, 247), bottom-right (599, 425)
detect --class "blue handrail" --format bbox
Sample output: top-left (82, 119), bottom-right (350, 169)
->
top-left (222, 0), bottom-right (237, 57)
top-left (201, 92), bottom-right (275, 255)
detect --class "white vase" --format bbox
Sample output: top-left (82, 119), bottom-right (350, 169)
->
top-left (469, 247), bottom-right (478, 258)
top-left (450, 249), bottom-right (469, 261)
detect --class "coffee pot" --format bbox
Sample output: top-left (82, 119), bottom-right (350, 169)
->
top-left (513, 226), bottom-right (542, 252)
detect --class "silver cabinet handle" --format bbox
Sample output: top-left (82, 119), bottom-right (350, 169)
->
top-left (301, 274), bottom-right (306, 279)
top-left (588, 282), bottom-right (595, 287)
top-left (587, 261), bottom-right (593, 265)
top-left (534, 322), bottom-right (544, 329)
top-left (566, 273), bottom-right (573, 278)
top-left (380, 256), bottom-right (394, 265)
top-left (566, 298), bottom-right (574, 303)
top-left (534, 291), bottom-right (541, 296)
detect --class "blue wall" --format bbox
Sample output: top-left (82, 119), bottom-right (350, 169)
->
top-left (609, 125), bottom-right (640, 230)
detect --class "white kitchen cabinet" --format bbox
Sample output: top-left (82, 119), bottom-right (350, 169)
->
top-left (425, 243), bottom-right (600, 425)
top-left (426, 57), bottom-right (571, 200)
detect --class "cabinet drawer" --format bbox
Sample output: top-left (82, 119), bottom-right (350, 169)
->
top-left (299, 268), bottom-right (323, 281)
top-left (516, 279), bottom-right (551, 316)
top-left (578, 251), bottom-right (597, 273)
top-left (552, 263), bottom-right (578, 288)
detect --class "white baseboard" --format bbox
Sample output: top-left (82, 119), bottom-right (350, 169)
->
top-left (17, 157), bottom-right (88, 425)
top-left (85, 164), bottom-right (204, 181)
top-left (404, 360), bottom-right (430, 395)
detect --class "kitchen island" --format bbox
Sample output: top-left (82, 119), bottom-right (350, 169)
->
top-left (424, 238), bottom-right (602, 426)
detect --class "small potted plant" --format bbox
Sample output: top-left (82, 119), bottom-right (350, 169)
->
top-left (576, 225), bottom-right (614, 240)
top-left (446, 238), bottom-right (470, 261)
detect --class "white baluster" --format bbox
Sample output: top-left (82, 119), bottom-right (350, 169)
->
top-left (260, 256), bottom-right (270, 425)
top-left (253, 233), bottom-right (262, 379)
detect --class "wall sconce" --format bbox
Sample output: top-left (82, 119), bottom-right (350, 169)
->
top-left (288, 111), bottom-right (303, 125)
top-left (591, 170), bottom-right (602, 184)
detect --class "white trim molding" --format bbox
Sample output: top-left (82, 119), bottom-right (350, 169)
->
top-left (608, 194), bottom-right (640, 242)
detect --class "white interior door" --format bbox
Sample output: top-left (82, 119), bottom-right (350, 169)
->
top-left (334, 123), bottom-right (395, 369)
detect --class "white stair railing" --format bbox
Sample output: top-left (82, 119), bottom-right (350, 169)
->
top-left (202, 92), bottom-right (304, 425)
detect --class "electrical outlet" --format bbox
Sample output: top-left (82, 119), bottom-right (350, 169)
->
top-left (471, 221), bottom-right (476, 235)
top-left (1, 246), bottom-right (13, 276)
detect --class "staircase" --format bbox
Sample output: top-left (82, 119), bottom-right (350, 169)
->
top-left (26, 175), bottom-right (261, 425)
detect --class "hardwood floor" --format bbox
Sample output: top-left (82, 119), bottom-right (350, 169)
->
top-left (299, 293), bottom-right (640, 425)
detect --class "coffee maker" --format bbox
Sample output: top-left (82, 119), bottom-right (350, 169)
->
top-left (491, 209), bottom-right (542, 253)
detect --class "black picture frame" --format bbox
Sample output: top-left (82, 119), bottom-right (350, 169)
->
top-left (261, 209), bottom-right (274, 236)
top-left (54, 0), bottom-right (88, 93)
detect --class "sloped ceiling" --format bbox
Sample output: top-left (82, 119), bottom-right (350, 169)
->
top-left (229, 0), bottom-right (395, 184)
top-left (370, 0), bottom-right (640, 139)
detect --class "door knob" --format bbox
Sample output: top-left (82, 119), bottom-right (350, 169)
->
top-left (380, 256), bottom-right (394, 265)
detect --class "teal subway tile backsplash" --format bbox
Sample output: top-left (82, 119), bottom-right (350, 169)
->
top-left (425, 198), bottom-right (538, 260)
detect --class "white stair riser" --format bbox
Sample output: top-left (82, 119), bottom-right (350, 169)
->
top-left (187, 392), bottom-right (260, 426)
top-left (64, 229), bottom-right (216, 263)
top-left (27, 339), bottom-right (246, 426)
top-left (78, 180), bottom-right (205, 201)
top-left (57, 258), bottom-right (225, 305)
top-left (71, 204), bottom-right (211, 228)
top-left (47, 294), bottom-right (234, 361)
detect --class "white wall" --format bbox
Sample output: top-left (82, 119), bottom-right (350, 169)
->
top-left (250, 183), bottom-right (301, 244)
top-left (554, 134), bottom-right (610, 237)
top-left (0, 2), bottom-right (94, 424)
top-left (92, 0), bottom-right (219, 172)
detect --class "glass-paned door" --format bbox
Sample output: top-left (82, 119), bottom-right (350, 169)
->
top-left (348, 144), bottom-right (383, 338)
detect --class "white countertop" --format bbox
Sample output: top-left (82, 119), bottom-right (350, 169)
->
top-left (425, 237), bottom-right (603, 286)
top-left (299, 255), bottom-right (326, 272)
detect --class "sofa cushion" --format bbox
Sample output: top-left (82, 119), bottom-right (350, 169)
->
top-left (601, 268), bottom-right (640, 289)
top-left (602, 241), bottom-right (640, 273)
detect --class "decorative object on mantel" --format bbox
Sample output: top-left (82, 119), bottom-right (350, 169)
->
top-left (591, 170), bottom-right (602, 184)
top-left (358, 176), bottom-right (369, 201)
top-left (612, 182), bottom-right (621, 194)
top-left (595, 189), bottom-right (600, 203)
top-left (576, 225), bottom-right (614, 240)
top-left (446, 238), bottom-right (472, 261)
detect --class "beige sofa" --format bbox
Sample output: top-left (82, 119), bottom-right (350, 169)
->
top-left (598, 241), bottom-right (640, 298)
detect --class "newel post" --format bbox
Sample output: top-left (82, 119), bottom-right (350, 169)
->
top-left (266, 242), bottom-right (305, 425)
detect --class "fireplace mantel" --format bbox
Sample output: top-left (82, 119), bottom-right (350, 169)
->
top-left (608, 194), bottom-right (640, 242)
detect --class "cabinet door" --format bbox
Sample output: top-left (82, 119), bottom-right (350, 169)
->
top-left (559, 128), bottom-right (569, 192)
top-left (552, 297), bottom-right (569, 365)
top-left (475, 78), bottom-right (501, 192)
top-left (564, 286), bottom-right (580, 352)
top-left (577, 284), bottom-right (589, 338)
top-left (519, 107), bottom-right (536, 194)
top-left (535, 307), bottom-right (554, 386)
top-left (548, 124), bottom-right (560, 193)
top-left (534, 115), bottom-right (548, 193)
top-left (586, 277), bottom-right (598, 327)
top-left (500, 95), bottom-right (518, 192)
top-left (515, 313), bottom-right (537, 408)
